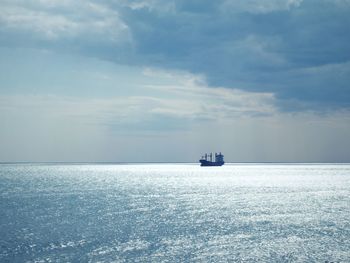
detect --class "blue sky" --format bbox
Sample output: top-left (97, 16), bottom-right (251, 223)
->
top-left (1, 0), bottom-right (350, 162)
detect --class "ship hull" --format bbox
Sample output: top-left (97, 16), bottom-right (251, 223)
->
top-left (199, 160), bottom-right (224, 166)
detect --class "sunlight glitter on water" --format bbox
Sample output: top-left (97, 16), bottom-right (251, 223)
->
top-left (0, 163), bottom-right (349, 262)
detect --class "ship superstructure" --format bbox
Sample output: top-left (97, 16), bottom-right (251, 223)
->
top-left (199, 152), bottom-right (224, 166)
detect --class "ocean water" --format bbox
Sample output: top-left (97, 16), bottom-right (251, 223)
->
top-left (0, 163), bottom-right (349, 262)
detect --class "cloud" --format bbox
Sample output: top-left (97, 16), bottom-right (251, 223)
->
top-left (0, 0), bottom-right (130, 43)
top-left (1, 0), bottom-right (350, 111)
top-left (143, 68), bottom-right (276, 118)
top-left (2, 91), bottom-right (350, 162)
top-left (220, 0), bottom-right (303, 14)
top-left (0, 68), bottom-right (276, 133)
top-left (117, 0), bottom-right (350, 110)
top-left (274, 61), bottom-right (350, 110)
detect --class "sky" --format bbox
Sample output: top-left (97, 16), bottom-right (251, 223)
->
top-left (1, 0), bottom-right (350, 162)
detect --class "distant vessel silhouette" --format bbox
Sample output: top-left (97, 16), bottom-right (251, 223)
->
top-left (199, 152), bottom-right (224, 166)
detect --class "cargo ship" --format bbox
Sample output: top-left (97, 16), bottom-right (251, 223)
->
top-left (199, 152), bottom-right (224, 166)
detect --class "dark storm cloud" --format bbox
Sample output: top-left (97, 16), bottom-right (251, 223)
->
top-left (1, 0), bottom-right (350, 110)
top-left (116, 0), bottom-right (350, 110)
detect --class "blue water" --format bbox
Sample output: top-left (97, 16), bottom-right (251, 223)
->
top-left (0, 163), bottom-right (349, 262)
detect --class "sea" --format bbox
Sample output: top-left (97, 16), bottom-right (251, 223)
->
top-left (0, 163), bottom-right (349, 262)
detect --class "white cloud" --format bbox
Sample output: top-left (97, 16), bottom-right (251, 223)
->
top-left (221, 0), bottom-right (303, 14)
top-left (2, 91), bottom-right (350, 162)
top-left (0, 0), bottom-right (130, 42)
top-left (222, 0), bottom-right (303, 13)
top-left (142, 68), bottom-right (277, 119)
top-left (0, 69), bottom-right (277, 131)
top-left (119, 0), bottom-right (304, 14)
top-left (0, 6), bottom-right (77, 39)
top-left (119, 0), bottom-right (176, 12)
top-left (1, 67), bottom-right (350, 162)
top-left (300, 61), bottom-right (350, 75)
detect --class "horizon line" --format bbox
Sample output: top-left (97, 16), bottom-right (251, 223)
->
top-left (1, 161), bottom-right (350, 165)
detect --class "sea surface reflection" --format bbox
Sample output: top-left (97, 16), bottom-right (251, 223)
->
top-left (1, 163), bottom-right (349, 262)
